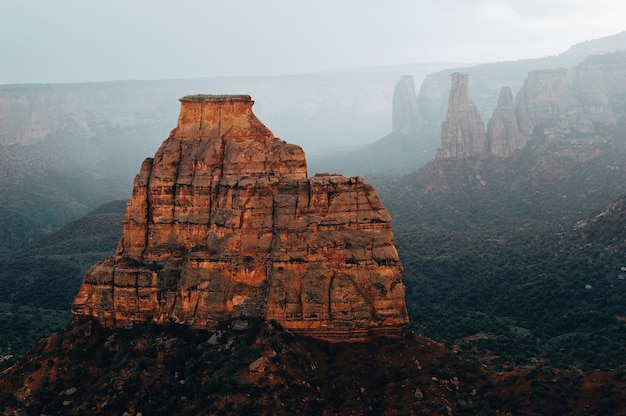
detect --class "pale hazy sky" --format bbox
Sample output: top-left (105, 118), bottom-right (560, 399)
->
top-left (1, 0), bottom-right (625, 84)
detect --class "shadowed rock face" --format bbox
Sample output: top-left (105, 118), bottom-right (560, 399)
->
top-left (72, 94), bottom-right (408, 342)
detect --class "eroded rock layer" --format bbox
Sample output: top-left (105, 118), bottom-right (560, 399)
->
top-left (71, 94), bottom-right (408, 342)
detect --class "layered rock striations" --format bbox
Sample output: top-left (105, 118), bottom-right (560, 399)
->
top-left (437, 73), bottom-right (487, 159)
top-left (487, 86), bottom-right (526, 156)
top-left (392, 76), bottom-right (421, 135)
top-left (71, 94), bottom-right (408, 342)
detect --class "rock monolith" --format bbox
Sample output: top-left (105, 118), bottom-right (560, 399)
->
top-left (71, 94), bottom-right (409, 342)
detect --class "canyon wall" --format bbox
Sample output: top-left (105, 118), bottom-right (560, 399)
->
top-left (436, 51), bottom-right (626, 160)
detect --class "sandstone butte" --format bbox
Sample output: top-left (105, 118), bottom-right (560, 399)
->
top-left (71, 94), bottom-right (409, 342)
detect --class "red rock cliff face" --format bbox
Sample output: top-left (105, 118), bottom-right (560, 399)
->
top-left (72, 94), bottom-right (408, 342)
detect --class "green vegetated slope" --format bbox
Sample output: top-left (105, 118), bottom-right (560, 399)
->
top-left (0, 200), bottom-right (126, 359)
top-left (0, 122), bottom-right (164, 253)
top-left (376, 133), bottom-right (626, 231)
top-left (372, 130), bottom-right (626, 371)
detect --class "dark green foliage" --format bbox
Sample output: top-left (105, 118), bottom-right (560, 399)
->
top-left (0, 199), bottom-right (125, 308)
top-left (0, 302), bottom-right (68, 366)
top-left (364, 130), bottom-right (626, 372)
top-left (397, 219), bottom-right (626, 371)
top-left (0, 257), bottom-right (83, 309)
top-left (0, 200), bottom-right (125, 360)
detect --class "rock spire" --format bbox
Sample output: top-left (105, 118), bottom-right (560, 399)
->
top-left (71, 94), bottom-right (409, 342)
top-left (437, 73), bottom-right (487, 159)
top-left (487, 86), bottom-right (526, 156)
top-left (392, 76), bottom-right (421, 135)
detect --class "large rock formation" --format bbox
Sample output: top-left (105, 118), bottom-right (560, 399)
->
top-left (515, 69), bottom-right (590, 140)
top-left (437, 73), bottom-right (487, 159)
top-left (71, 94), bottom-right (408, 342)
top-left (392, 76), bottom-right (421, 135)
top-left (571, 51), bottom-right (626, 126)
top-left (487, 86), bottom-right (526, 156)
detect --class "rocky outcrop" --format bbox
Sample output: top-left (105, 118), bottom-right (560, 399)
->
top-left (392, 76), bottom-right (421, 135)
top-left (487, 86), bottom-right (526, 156)
top-left (571, 51), bottom-right (626, 126)
top-left (515, 69), bottom-right (591, 140)
top-left (437, 73), bottom-right (487, 159)
top-left (71, 94), bottom-right (408, 342)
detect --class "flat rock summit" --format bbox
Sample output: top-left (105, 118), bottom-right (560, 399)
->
top-left (71, 94), bottom-right (408, 342)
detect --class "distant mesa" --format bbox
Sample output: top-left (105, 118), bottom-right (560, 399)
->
top-left (71, 94), bottom-right (409, 342)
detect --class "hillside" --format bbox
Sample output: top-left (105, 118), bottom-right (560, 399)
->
top-left (416, 30), bottom-right (626, 140)
top-left (363, 118), bottom-right (626, 372)
top-left (2, 318), bottom-right (626, 415)
top-left (0, 200), bottom-right (125, 359)
top-left (396, 215), bottom-right (626, 372)
top-left (562, 30), bottom-right (626, 57)
top-left (312, 33), bottom-right (626, 178)
top-left (374, 126), bottom-right (626, 231)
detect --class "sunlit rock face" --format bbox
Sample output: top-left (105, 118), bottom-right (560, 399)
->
top-left (437, 73), bottom-right (487, 159)
top-left (72, 94), bottom-right (408, 342)
top-left (0, 92), bottom-right (62, 145)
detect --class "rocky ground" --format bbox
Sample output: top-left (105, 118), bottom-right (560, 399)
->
top-left (2, 319), bottom-right (626, 415)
